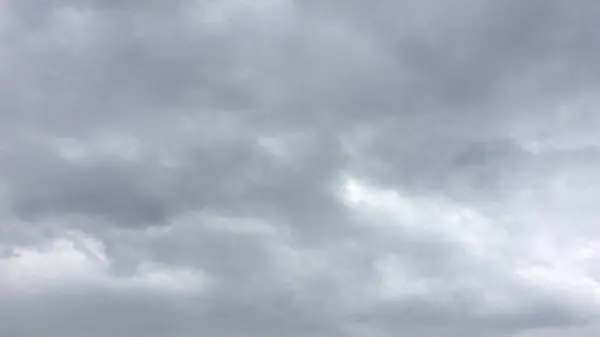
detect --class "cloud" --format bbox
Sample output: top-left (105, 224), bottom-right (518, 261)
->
top-left (1, 0), bottom-right (600, 336)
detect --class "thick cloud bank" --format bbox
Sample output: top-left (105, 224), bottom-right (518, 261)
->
top-left (2, 1), bottom-right (600, 336)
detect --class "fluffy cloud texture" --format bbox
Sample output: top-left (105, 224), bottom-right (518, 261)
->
top-left (2, 0), bottom-right (600, 336)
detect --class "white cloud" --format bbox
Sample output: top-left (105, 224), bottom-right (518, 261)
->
top-left (0, 230), bottom-right (209, 295)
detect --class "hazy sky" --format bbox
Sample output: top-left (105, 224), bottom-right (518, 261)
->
top-left (2, 1), bottom-right (600, 336)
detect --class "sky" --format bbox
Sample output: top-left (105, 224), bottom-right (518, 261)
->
top-left (1, 0), bottom-right (600, 336)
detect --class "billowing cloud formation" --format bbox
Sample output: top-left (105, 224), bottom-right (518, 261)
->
top-left (1, 0), bottom-right (600, 336)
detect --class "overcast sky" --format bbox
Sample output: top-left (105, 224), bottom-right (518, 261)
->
top-left (1, 0), bottom-right (600, 336)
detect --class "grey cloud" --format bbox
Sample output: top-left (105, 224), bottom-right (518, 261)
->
top-left (2, 0), bottom-right (600, 336)
top-left (0, 144), bottom-right (175, 226)
top-left (0, 290), bottom-right (190, 337)
top-left (0, 131), bottom-right (346, 231)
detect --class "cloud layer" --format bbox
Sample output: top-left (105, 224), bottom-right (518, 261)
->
top-left (2, 0), bottom-right (600, 336)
